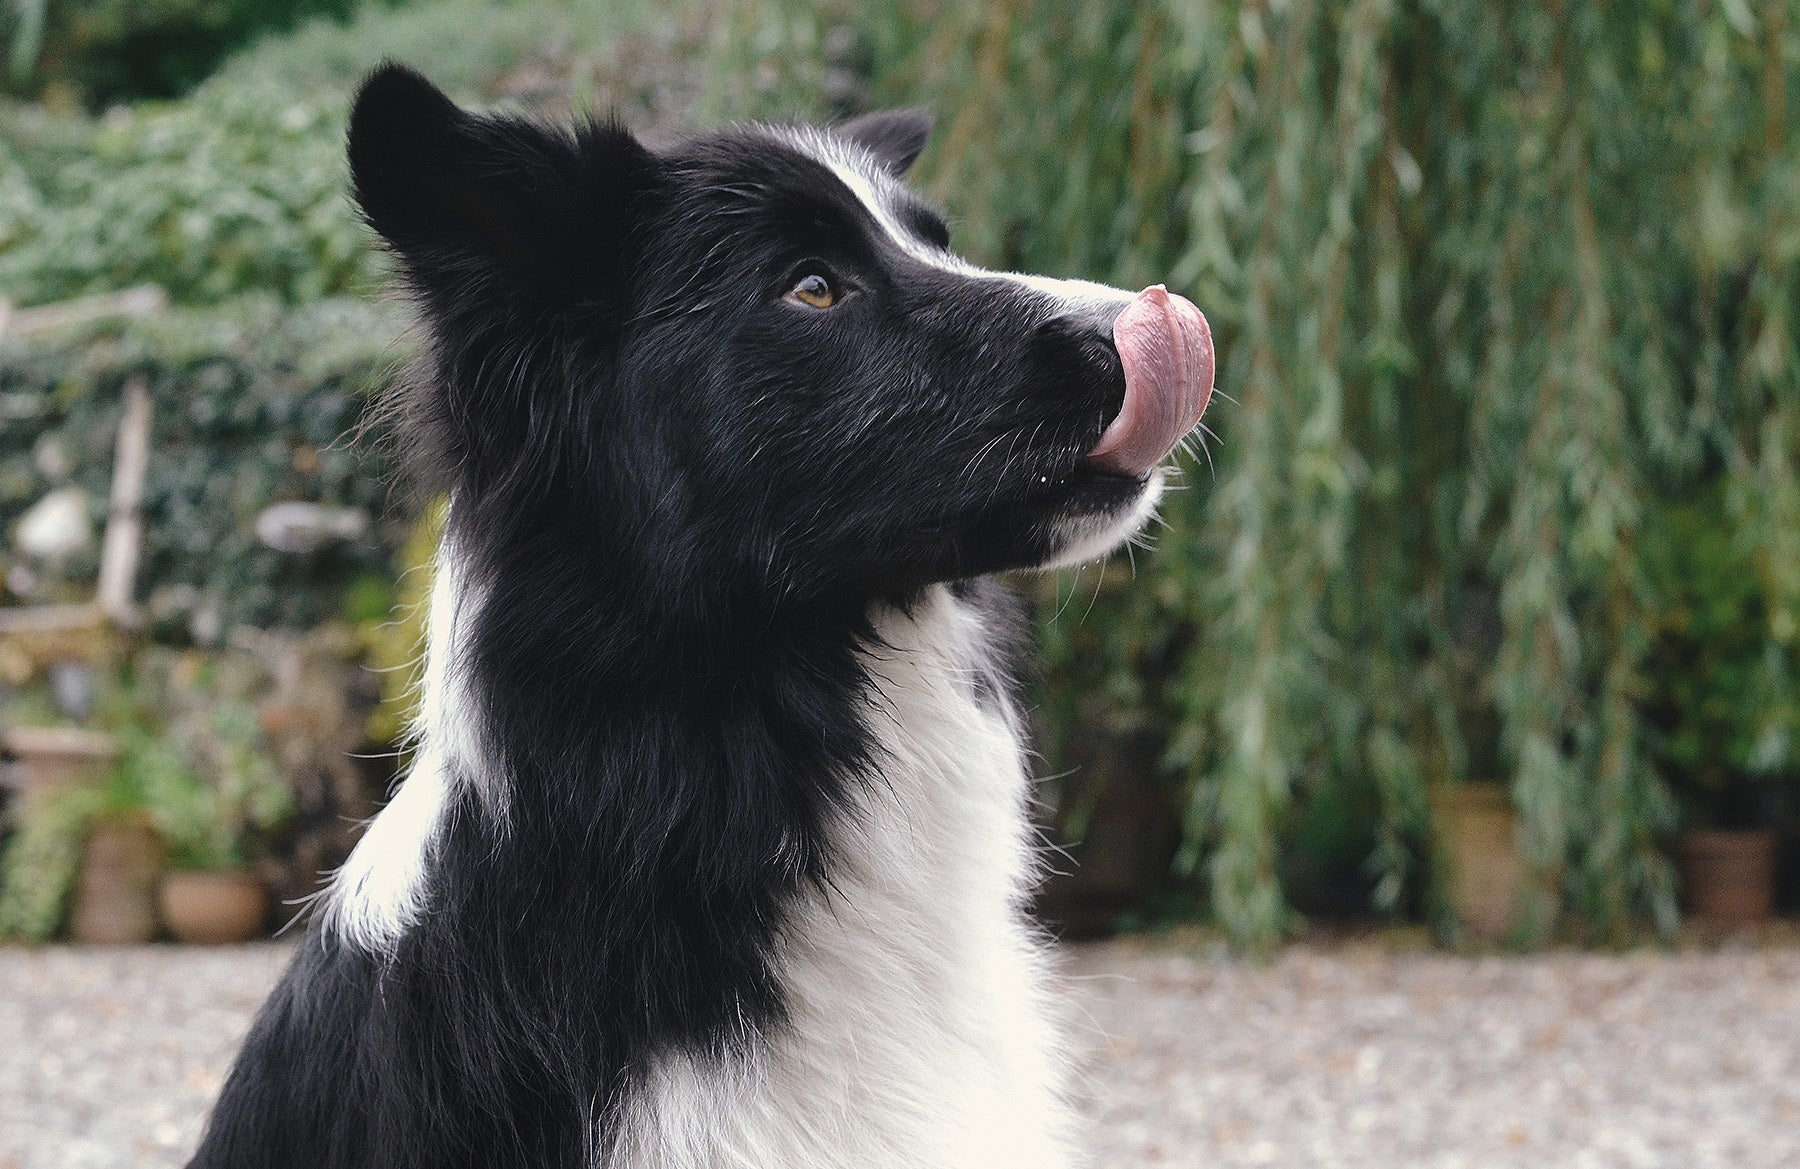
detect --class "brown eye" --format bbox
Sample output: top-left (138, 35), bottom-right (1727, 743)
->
top-left (787, 273), bottom-right (837, 309)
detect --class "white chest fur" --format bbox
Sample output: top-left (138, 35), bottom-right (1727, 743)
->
top-left (612, 586), bottom-right (1073, 1168)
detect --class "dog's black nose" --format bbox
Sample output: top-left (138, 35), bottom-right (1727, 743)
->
top-left (1033, 298), bottom-right (1129, 366)
top-left (1024, 298), bottom-right (1130, 416)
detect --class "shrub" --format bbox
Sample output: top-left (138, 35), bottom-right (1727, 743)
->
top-left (1642, 485), bottom-right (1799, 824)
top-left (0, 780), bottom-right (111, 941)
top-left (130, 687), bottom-right (292, 871)
top-left (0, 78), bottom-right (381, 308)
top-left (5, 0), bottom-right (369, 105)
top-left (217, 0), bottom-right (657, 101)
top-left (0, 1), bottom-right (679, 313)
top-left (0, 296), bottom-right (410, 643)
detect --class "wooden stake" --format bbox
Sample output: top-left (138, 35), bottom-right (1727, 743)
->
top-left (96, 375), bottom-right (153, 627)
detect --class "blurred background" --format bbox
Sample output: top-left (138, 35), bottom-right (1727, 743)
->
top-left (3, 2), bottom-right (1799, 1166)
top-left (5, 0), bottom-right (1797, 950)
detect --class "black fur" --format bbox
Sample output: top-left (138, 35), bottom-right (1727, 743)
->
top-left (190, 64), bottom-right (1140, 1168)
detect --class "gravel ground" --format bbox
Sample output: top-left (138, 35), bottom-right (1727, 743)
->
top-left (4, 937), bottom-right (1798, 1168)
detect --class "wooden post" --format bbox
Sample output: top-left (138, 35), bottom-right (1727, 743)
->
top-left (0, 285), bottom-right (167, 340)
top-left (96, 375), bottom-right (153, 627)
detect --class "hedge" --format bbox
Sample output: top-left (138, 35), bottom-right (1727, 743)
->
top-left (0, 79), bottom-right (382, 310)
top-left (0, 296), bottom-right (409, 643)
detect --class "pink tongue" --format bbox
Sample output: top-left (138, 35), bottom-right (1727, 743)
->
top-left (1087, 285), bottom-right (1215, 478)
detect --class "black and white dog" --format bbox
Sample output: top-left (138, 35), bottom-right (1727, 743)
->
top-left (190, 64), bottom-right (1212, 1169)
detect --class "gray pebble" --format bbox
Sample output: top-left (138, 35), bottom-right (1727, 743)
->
top-left (3, 939), bottom-right (1797, 1168)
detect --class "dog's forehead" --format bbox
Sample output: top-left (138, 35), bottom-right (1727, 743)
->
top-left (672, 125), bottom-right (959, 269)
top-left (773, 128), bottom-right (953, 262)
top-left (658, 124), bottom-right (1134, 316)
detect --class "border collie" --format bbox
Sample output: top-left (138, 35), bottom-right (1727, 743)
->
top-left (190, 64), bottom-right (1212, 1169)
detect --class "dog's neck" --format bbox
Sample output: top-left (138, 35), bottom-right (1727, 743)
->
top-left (326, 527), bottom-right (869, 948)
top-left (615, 588), bottom-right (1071, 1166)
top-left (322, 520), bottom-right (1027, 958)
top-left (319, 529), bottom-right (1069, 1164)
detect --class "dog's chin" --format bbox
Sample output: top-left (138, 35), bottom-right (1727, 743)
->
top-left (1027, 465), bottom-right (1163, 570)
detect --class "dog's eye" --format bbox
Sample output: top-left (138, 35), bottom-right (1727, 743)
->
top-left (786, 273), bottom-right (837, 309)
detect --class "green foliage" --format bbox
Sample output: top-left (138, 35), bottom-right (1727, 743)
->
top-left (1642, 485), bottom-right (1799, 807)
top-left (0, 296), bottom-right (410, 643)
top-left (0, 1), bottom-right (673, 313)
top-left (0, 667), bottom-right (296, 939)
top-left (0, 711), bottom-right (148, 942)
top-left (0, 78), bottom-right (380, 308)
top-left (6, 0), bottom-right (367, 104)
top-left (4, 0), bottom-right (1790, 947)
top-left (710, 0), bottom-right (1800, 945)
top-left (217, 0), bottom-right (656, 101)
top-left (4, 0), bottom-right (49, 84)
top-left (0, 782), bottom-right (107, 941)
top-left (129, 691), bottom-right (292, 870)
top-left (362, 496), bottom-right (443, 745)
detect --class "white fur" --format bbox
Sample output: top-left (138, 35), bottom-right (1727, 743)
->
top-left (1040, 474), bottom-right (1164, 570)
top-left (781, 128), bottom-right (967, 274)
top-left (613, 586), bottom-right (1075, 1168)
top-left (783, 128), bottom-right (1135, 317)
top-left (322, 545), bottom-right (483, 951)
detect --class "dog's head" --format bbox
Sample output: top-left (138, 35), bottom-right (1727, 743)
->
top-left (349, 65), bottom-right (1211, 604)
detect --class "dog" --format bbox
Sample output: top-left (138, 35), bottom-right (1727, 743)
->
top-left (188, 63), bottom-right (1212, 1169)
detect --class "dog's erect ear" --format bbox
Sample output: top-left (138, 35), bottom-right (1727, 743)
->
top-left (348, 63), bottom-right (653, 299)
top-left (836, 108), bottom-right (932, 177)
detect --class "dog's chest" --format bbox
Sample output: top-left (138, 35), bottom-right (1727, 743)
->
top-left (610, 589), bottom-right (1071, 1168)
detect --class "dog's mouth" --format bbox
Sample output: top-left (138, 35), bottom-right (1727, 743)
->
top-left (1017, 285), bottom-right (1212, 513)
top-left (1021, 454), bottom-right (1149, 516)
top-left (1085, 285), bottom-right (1214, 478)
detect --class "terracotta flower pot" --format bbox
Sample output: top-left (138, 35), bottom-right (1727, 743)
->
top-left (159, 868), bottom-right (268, 944)
top-left (3, 726), bottom-right (117, 813)
top-left (1428, 782), bottom-right (1526, 939)
top-left (1675, 829), bottom-right (1776, 926)
top-left (70, 814), bottom-right (161, 945)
